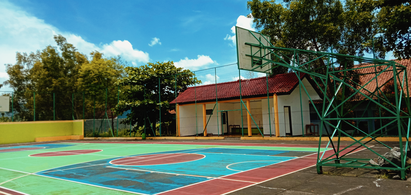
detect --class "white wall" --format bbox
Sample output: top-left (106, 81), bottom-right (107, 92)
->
top-left (178, 78), bottom-right (321, 137)
top-left (178, 104), bottom-right (203, 136)
top-left (276, 79), bottom-right (320, 136)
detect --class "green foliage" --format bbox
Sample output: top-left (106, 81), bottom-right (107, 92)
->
top-left (116, 61), bottom-right (200, 136)
top-left (377, 0), bottom-right (411, 59)
top-left (248, 0), bottom-right (411, 59)
top-left (3, 35), bottom-right (124, 121)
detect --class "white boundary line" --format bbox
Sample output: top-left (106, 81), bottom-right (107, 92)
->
top-left (0, 186), bottom-right (30, 195)
top-left (221, 146), bottom-right (371, 195)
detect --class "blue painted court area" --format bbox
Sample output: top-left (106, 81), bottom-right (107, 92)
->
top-left (36, 148), bottom-right (297, 194)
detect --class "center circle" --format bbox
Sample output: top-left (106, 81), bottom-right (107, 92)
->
top-left (110, 153), bottom-right (205, 166)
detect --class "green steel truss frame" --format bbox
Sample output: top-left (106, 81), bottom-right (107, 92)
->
top-left (239, 29), bottom-right (411, 179)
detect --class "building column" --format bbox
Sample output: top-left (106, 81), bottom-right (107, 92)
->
top-left (203, 104), bottom-right (207, 136)
top-left (176, 104), bottom-right (180, 136)
top-left (247, 99), bottom-right (252, 137)
top-left (273, 94), bottom-right (280, 137)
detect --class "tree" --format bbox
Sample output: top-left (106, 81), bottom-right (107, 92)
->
top-left (77, 51), bottom-right (124, 134)
top-left (4, 35), bottom-right (124, 122)
top-left (377, 0), bottom-right (411, 59)
top-left (116, 61), bottom-right (200, 136)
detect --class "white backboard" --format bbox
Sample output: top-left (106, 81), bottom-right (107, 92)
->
top-left (0, 96), bottom-right (10, 112)
top-left (236, 26), bottom-right (272, 73)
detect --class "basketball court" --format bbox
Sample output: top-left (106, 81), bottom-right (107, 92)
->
top-left (0, 141), bottom-right (340, 195)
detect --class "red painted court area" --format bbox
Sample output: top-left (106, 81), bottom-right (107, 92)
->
top-left (110, 153), bottom-right (205, 166)
top-left (30, 149), bottom-right (101, 157)
top-left (0, 147), bottom-right (44, 153)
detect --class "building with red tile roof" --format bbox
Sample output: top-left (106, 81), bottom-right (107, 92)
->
top-left (171, 72), bottom-right (322, 137)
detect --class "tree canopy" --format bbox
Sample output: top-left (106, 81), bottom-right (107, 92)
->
top-left (116, 61), bottom-right (200, 136)
top-left (247, 0), bottom-right (411, 63)
top-left (3, 35), bottom-right (124, 121)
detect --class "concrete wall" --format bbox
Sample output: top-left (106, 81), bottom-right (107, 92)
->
top-left (0, 120), bottom-right (84, 144)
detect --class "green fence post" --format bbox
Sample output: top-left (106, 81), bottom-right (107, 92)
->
top-left (215, 68), bottom-right (220, 136)
top-left (83, 91), bottom-right (85, 120)
top-left (159, 77), bottom-right (161, 137)
top-left (53, 93), bottom-right (55, 120)
top-left (238, 69), bottom-right (244, 137)
top-left (266, 74), bottom-right (272, 137)
top-left (72, 93), bottom-right (74, 120)
top-left (33, 92), bottom-right (36, 121)
top-left (11, 92), bottom-right (14, 122)
top-left (93, 97), bottom-right (95, 136)
top-left (117, 86), bottom-right (119, 137)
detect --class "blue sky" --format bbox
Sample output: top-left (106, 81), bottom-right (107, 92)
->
top-left (0, 0), bottom-right (395, 92)
top-left (0, 0), bottom-right (259, 91)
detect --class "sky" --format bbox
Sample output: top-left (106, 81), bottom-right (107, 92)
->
top-left (0, 0), bottom-right (260, 92)
top-left (0, 0), bottom-right (395, 92)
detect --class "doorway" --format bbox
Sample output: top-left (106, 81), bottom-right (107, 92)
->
top-left (284, 106), bottom-right (292, 136)
top-left (221, 111), bottom-right (228, 134)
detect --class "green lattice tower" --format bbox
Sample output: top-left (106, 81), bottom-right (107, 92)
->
top-left (236, 27), bottom-right (411, 179)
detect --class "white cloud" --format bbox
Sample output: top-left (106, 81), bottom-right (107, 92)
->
top-left (101, 40), bottom-right (149, 63)
top-left (232, 76), bottom-right (246, 81)
top-left (225, 15), bottom-right (256, 45)
top-left (0, 0), bottom-right (150, 91)
top-left (201, 74), bottom-right (220, 85)
top-left (148, 37), bottom-right (161, 47)
top-left (0, 72), bottom-right (9, 79)
top-left (174, 55), bottom-right (216, 70)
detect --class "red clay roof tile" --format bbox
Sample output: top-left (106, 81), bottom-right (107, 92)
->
top-left (171, 72), bottom-right (306, 104)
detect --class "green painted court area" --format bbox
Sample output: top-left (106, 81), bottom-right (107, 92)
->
top-left (0, 142), bottom-right (323, 195)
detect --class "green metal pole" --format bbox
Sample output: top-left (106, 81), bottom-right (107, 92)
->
top-left (175, 74), bottom-right (178, 136)
top-left (93, 97), bottom-right (95, 136)
top-left (239, 69), bottom-right (244, 137)
top-left (195, 72), bottom-right (198, 136)
top-left (144, 85), bottom-right (146, 136)
top-left (117, 86), bottom-right (119, 137)
top-left (215, 68), bottom-right (220, 136)
top-left (11, 92), bottom-right (14, 122)
top-left (392, 64), bottom-right (405, 179)
top-left (266, 73), bottom-right (272, 137)
top-left (129, 120), bottom-right (132, 137)
top-left (72, 93), bottom-right (74, 120)
top-left (33, 92), bottom-right (35, 121)
top-left (298, 71), bottom-right (304, 137)
top-left (53, 93), bottom-right (55, 120)
top-left (83, 92), bottom-right (85, 120)
top-left (159, 77), bottom-right (161, 137)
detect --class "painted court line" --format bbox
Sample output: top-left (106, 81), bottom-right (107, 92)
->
top-left (0, 186), bottom-right (29, 195)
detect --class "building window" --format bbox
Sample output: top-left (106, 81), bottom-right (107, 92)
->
top-left (206, 109), bottom-right (213, 115)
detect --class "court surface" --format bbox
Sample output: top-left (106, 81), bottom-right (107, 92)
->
top-left (0, 141), bottom-right (330, 195)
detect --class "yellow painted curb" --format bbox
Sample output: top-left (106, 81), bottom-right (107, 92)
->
top-left (36, 135), bottom-right (84, 142)
top-left (241, 136), bottom-right (408, 142)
